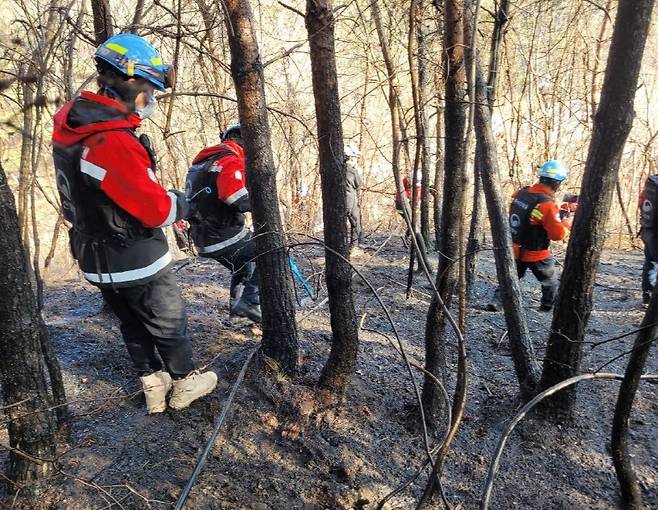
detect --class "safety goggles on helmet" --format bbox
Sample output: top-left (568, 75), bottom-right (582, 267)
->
top-left (538, 159), bottom-right (569, 182)
top-left (95, 33), bottom-right (174, 91)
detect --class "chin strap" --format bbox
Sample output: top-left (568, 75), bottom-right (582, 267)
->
top-left (99, 86), bottom-right (120, 100)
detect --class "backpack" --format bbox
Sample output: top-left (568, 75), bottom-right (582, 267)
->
top-left (509, 187), bottom-right (552, 250)
top-left (640, 175), bottom-right (658, 229)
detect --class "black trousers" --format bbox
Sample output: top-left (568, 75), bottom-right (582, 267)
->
top-left (516, 257), bottom-right (558, 308)
top-left (212, 233), bottom-right (259, 306)
top-left (100, 269), bottom-right (195, 376)
top-left (641, 230), bottom-right (658, 296)
top-left (493, 257), bottom-right (558, 308)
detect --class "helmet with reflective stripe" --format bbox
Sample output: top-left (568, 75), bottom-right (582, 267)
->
top-left (221, 123), bottom-right (242, 142)
top-left (538, 159), bottom-right (569, 182)
top-left (95, 33), bottom-right (175, 90)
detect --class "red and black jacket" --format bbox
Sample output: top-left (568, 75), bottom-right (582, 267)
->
top-left (52, 91), bottom-right (188, 287)
top-left (185, 141), bottom-right (251, 256)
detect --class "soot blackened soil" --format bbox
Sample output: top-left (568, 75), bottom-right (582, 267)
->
top-left (5, 238), bottom-right (657, 509)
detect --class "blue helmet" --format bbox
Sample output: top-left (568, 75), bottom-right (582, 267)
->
top-left (95, 33), bottom-right (175, 90)
top-left (538, 159), bottom-right (569, 182)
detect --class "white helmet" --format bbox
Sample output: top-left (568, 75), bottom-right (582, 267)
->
top-left (344, 144), bottom-right (360, 158)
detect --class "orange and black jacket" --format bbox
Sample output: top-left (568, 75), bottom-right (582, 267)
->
top-left (510, 183), bottom-right (570, 262)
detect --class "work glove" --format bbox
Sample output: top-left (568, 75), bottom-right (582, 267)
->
top-left (169, 189), bottom-right (191, 221)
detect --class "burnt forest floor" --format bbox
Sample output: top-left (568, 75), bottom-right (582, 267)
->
top-left (3, 234), bottom-right (657, 509)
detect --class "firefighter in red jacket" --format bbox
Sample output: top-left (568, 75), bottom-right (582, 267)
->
top-left (52, 34), bottom-right (217, 414)
top-left (185, 124), bottom-right (261, 323)
top-left (487, 160), bottom-right (572, 312)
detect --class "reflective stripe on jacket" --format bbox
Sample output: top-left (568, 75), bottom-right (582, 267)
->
top-left (511, 183), bottom-right (569, 262)
top-left (52, 92), bottom-right (185, 287)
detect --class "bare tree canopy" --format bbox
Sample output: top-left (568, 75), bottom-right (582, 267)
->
top-left (0, 0), bottom-right (657, 508)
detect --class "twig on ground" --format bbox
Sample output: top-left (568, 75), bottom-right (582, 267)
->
top-left (58, 467), bottom-right (127, 510)
top-left (480, 372), bottom-right (658, 509)
top-left (593, 336), bottom-right (658, 373)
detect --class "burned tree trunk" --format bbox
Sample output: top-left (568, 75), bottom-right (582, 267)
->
top-left (408, 0), bottom-right (432, 248)
top-left (540, 0), bottom-right (655, 418)
top-left (305, 0), bottom-right (359, 396)
top-left (465, 167), bottom-right (484, 300)
top-left (462, 0), bottom-right (539, 399)
top-left (433, 103), bottom-right (444, 251)
top-left (486, 0), bottom-right (510, 105)
top-left (371, 0), bottom-right (433, 274)
top-left (17, 3), bottom-right (71, 437)
top-left (90, 0), bottom-right (113, 46)
top-left (464, 0), bottom-right (510, 300)
top-left (223, 0), bottom-right (299, 373)
top-left (422, 0), bottom-right (468, 421)
top-left (0, 162), bottom-right (57, 490)
top-left (417, 1), bottom-right (432, 248)
top-left (611, 288), bottom-right (657, 509)
top-left (467, 60), bottom-right (540, 399)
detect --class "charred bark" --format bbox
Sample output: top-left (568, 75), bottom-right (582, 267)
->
top-left (223, 0), bottom-right (299, 373)
top-left (465, 164), bottom-right (484, 300)
top-left (90, 0), bottom-right (113, 46)
top-left (611, 289), bottom-right (657, 509)
top-left (540, 0), bottom-right (655, 418)
top-left (465, 0), bottom-right (510, 301)
top-left (422, 0), bottom-right (468, 421)
top-left (417, 2), bottom-right (432, 248)
top-left (39, 320), bottom-right (71, 436)
top-left (305, 0), bottom-right (359, 395)
top-left (433, 104), bottom-right (444, 251)
top-left (468, 61), bottom-right (540, 399)
top-left (0, 162), bottom-right (57, 490)
top-left (464, 0), bottom-right (540, 398)
top-left (486, 0), bottom-right (510, 105)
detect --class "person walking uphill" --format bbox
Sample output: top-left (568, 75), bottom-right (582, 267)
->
top-left (52, 33), bottom-right (217, 414)
top-left (487, 160), bottom-right (572, 312)
top-left (185, 124), bottom-right (261, 324)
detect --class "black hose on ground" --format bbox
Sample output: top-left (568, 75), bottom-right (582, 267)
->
top-left (174, 345), bottom-right (259, 510)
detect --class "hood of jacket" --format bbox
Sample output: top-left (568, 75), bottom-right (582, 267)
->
top-left (192, 140), bottom-right (243, 165)
top-left (52, 91), bottom-right (142, 147)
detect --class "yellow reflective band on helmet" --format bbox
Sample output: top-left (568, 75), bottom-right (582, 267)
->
top-left (126, 61), bottom-right (135, 76)
top-left (531, 208), bottom-right (544, 221)
top-left (150, 56), bottom-right (163, 66)
top-left (105, 42), bottom-right (128, 54)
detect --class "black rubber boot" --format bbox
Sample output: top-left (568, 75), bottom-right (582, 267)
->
top-left (230, 299), bottom-right (262, 323)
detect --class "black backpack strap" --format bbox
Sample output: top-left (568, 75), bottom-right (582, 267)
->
top-left (201, 148), bottom-right (239, 190)
top-left (138, 133), bottom-right (157, 173)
